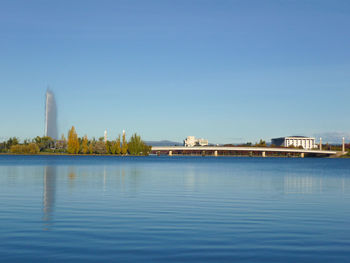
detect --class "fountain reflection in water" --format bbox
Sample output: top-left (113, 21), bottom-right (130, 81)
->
top-left (43, 166), bottom-right (56, 226)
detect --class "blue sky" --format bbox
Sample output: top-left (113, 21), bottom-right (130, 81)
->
top-left (1, 0), bottom-right (349, 144)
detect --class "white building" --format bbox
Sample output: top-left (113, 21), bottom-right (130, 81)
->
top-left (104, 130), bottom-right (107, 143)
top-left (197, 138), bottom-right (209, 146)
top-left (271, 136), bottom-right (316, 150)
top-left (184, 136), bottom-right (209, 147)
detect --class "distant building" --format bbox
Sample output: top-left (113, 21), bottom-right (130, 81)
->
top-left (184, 136), bottom-right (209, 147)
top-left (271, 136), bottom-right (316, 150)
top-left (184, 136), bottom-right (196, 147)
top-left (104, 130), bottom-right (107, 143)
top-left (197, 138), bottom-right (209, 146)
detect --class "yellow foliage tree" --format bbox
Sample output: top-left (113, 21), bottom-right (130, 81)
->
top-left (88, 142), bottom-right (94, 154)
top-left (10, 143), bottom-right (39, 154)
top-left (82, 135), bottom-right (89, 154)
top-left (115, 135), bottom-right (121, 155)
top-left (67, 126), bottom-right (80, 154)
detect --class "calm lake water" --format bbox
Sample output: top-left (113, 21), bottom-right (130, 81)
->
top-left (0, 155), bottom-right (350, 262)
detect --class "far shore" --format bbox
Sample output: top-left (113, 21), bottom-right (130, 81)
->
top-left (0, 153), bottom-right (146, 157)
top-left (0, 152), bottom-right (349, 158)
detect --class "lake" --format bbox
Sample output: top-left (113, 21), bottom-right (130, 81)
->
top-left (0, 155), bottom-right (350, 262)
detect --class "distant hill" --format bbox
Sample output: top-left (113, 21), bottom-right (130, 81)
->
top-left (145, 140), bottom-right (182, 146)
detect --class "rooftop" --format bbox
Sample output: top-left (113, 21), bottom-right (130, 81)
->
top-left (272, 136), bottom-right (314, 139)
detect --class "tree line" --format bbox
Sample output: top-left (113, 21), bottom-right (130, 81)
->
top-left (0, 126), bottom-right (151, 155)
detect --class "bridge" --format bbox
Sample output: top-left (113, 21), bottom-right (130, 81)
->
top-left (151, 146), bottom-right (340, 158)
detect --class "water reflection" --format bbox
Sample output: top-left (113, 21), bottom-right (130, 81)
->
top-left (43, 166), bottom-right (56, 225)
top-left (284, 175), bottom-right (350, 194)
top-left (103, 167), bottom-right (106, 192)
top-left (184, 167), bottom-right (197, 191)
top-left (69, 171), bottom-right (76, 180)
top-left (284, 176), bottom-right (316, 194)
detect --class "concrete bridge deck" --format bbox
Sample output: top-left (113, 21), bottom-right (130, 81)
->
top-left (151, 146), bottom-right (339, 157)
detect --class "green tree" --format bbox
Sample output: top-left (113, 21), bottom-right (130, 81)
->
top-left (0, 142), bottom-right (6, 153)
top-left (56, 134), bottom-right (67, 151)
top-left (121, 132), bottom-right (128, 155)
top-left (6, 137), bottom-right (19, 151)
top-left (105, 141), bottom-right (112, 154)
top-left (67, 126), bottom-right (80, 154)
top-left (255, 139), bottom-right (266, 147)
top-left (128, 133), bottom-right (142, 155)
top-left (34, 136), bottom-right (54, 151)
top-left (142, 143), bottom-right (151, 156)
top-left (128, 133), bottom-right (151, 156)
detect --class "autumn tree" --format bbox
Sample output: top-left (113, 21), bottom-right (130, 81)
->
top-left (81, 135), bottom-right (89, 154)
top-left (67, 126), bottom-right (80, 154)
top-left (93, 141), bottom-right (107, 154)
top-left (110, 142), bottom-right (116, 154)
top-left (116, 135), bottom-right (121, 155)
top-left (10, 143), bottom-right (39, 154)
top-left (108, 136), bottom-right (121, 155)
top-left (88, 142), bottom-right (94, 154)
top-left (28, 143), bottom-right (40, 154)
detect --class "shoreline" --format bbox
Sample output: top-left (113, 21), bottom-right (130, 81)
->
top-left (0, 153), bottom-right (146, 157)
top-left (0, 153), bottom-right (349, 158)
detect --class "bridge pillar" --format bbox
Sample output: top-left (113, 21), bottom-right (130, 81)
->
top-left (301, 153), bottom-right (304, 158)
top-left (169, 151), bottom-right (172, 156)
top-left (262, 151), bottom-right (266, 157)
top-left (214, 150), bottom-right (218, 157)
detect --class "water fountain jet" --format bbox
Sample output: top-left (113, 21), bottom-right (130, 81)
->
top-left (45, 89), bottom-right (58, 139)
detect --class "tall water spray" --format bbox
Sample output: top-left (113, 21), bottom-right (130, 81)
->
top-left (45, 89), bottom-right (58, 139)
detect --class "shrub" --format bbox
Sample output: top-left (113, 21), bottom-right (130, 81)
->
top-left (10, 143), bottom-right (40, 154)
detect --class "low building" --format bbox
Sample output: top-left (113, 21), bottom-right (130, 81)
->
top-left (197, 138), bottom-right (209, 146)
top-left (184, 136), bottom-right (209, 147)
top-left (271, 136), bottom-right (316, 150)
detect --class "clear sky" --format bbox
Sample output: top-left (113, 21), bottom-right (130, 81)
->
top-left (1, 0), bottom-right (349, 144)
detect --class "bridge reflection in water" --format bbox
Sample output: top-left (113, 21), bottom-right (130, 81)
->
top-left (284, 176), bottom-right (350, 194)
